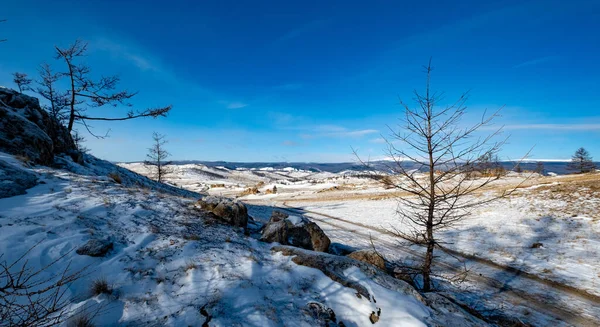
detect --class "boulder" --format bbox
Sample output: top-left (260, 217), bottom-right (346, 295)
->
top-left (531, 242), bottom-right (543, 249)
top-left (76, 239), bottom-right (113, 257)
top-left (305, 302), bottom-right (342, 327)
top-left (328, 243), bottom-right (358, 256)
top-left (197, 196), bottom-right (248, 228)
top-left (347, 249), bottom-right (386, 270)
top-left (0, 88), bottom-right (76, 165)
top-left (0, 160), bottom-right (38, 199)
top-left (261, 211), bottom-right (330, 252)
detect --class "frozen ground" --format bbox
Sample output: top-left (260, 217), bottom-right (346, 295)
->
top-left (116, 161), bottom-right (600, 326)
top-left (0, 153), bottom-right (483, 326)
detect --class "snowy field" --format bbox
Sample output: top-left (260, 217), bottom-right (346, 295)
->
top-left (1, 153), bottom-right (483, 326)
top-left (114, 161), bottom-right (600, 325)
top-left (291, 183), bottom-right (600, 299)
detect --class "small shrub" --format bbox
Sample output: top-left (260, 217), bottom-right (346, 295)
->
top-left (184, 259), bottom-right (196, 271)
top-left (91, 277), bottom-right (112, 296)
top-left (68, 314), bottom-right (95, 327)
top-left (108, 172), bottom-right (122, 184)
top-left (15, 154), bottom-right (32, 164)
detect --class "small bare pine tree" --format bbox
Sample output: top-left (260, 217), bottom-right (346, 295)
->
top-left (357, 60), bottom-right (524, 292)
top-left (145, 132), bottom-right (172, 183)
top-left (12, 72), bottom-right (32, 93)
top-left (36, 63), bottom-right (69, 124)
top-left (54, 40), bottom-right (172, 135)
top-left (566, 147), bottom-right (595, 174)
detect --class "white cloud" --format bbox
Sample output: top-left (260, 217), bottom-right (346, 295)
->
top-left (500, 123), bottom-right (600, 131)
top-left (218, 101), bottom-right (248, 109)
top-left (307, 125), bottom-right (378, 138)
top-left (512, 55), bottom-right (559, 69)
top-left (93, 38), bottom-right (161, 73)
top-left (370, 137), bottom-right (387, 144)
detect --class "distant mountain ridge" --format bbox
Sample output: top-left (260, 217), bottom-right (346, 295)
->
top-left (120, 160), bottom-right (595, 175)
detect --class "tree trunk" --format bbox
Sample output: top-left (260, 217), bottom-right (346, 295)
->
top-left (66, 65), bottom-right (76, 132)
top-left (422, 234), bottom-right (435, 292)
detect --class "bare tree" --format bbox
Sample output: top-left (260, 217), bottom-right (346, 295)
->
top-left (71, 130), bottom-right (89, 154)
top-left (535, 161), bottom-right (545, 175)
top-left (357, 61), bottom-right (523, 292)
top-left (0, 244), bottom-right (87, 326)
top-left (514, 163), bottom-right (522, 173)
top-left (566, 147), bottom-right (595, 174)
top-left (36, 63), bottom-right (69, 123)
top-left (145, 132), bottom-right (172, 183)
top-left (54, 40), bottom-right (172, 134)
top-left (12, 72), bottom-right (32, 93)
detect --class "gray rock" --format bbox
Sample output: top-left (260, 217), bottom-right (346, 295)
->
top-left (196, 196), bottom-right (248, 228)
top-left (0, 88), bottom-right (76, 165)
top-left (261, 211), bottom-right (330, 252)
top-left (305, 302), bottom-right (340, 327)
top-left (0, 160), bottom-right (38, 199)
top-left (347, 249), bottom-right (386, 270)
top-left (328, 243), bottom-right (357, 256)
top-left (76, 239), bottom-right (113, 257)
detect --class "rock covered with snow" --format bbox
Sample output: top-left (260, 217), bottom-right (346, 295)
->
top-left (196, 195), bottom-right (249, 228)
top-left (347, 249), bottom-right (386, 270)
top-left (76, 238), bottom-right (114, 257)
top-left (0, 88), bottom-right (75, 165)
top-left (261, 210), bottom-right (331, 252)
top-left (0, 159), bottom-right (38, 198)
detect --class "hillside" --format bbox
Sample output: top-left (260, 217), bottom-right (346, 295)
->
top-left (0, 88), bottom-right (485, 326)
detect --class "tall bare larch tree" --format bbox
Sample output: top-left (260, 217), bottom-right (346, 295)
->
top-left (359, 61), bottom-right (523, 291)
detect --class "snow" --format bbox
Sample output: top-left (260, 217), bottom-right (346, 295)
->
top-left (287, 215), bottom-right (305, 226)
top-left (0, 153), bottom-right (449, 326)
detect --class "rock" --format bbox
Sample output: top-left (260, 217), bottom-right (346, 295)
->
top-left (197, 196), bottom-right (248, 228)
top-left (306, 302), bottom-right (341, 327)
top-left (369, 310), bottom-right (380, 324)
top-left (347, 249), bottom-right (386, 270)
top-left (0, 160), bottom-right (38, 199)
top-left (328, 242), bottom-right (358, 256)
top-left (272, 245), bottom-right (423, 302)
top-left (531, 242), bottom-right (543, 249)
top-left (261, 211), bottom-right (330, 252)
top-left (0, 88), bottom-right (76, 165)
top-left (76, 239), bottom-right (113, 257)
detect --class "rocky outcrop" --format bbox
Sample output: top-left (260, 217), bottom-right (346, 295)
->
top-left (261, 211), bottom-right (330, 252)
top-left (305, 302), bottom-right (344, 327)
top-left (0, 160), bottom-right (38, 199)
top-left (347, 249), bottom-right (386, 270)
top-left (196, 196), bottom-right (248, 228)
top-left (272, 245), bottom-right (422, 301)
top-left (0, 88), bottom-right (75, 165)
top-left (76, 239), bottom-right (114, 257)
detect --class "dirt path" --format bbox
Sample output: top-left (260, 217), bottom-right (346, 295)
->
top-left (277, 202), bottom-right (600, 327)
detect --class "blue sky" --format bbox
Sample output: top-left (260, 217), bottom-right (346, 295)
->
top-left (1, 0), bottom-right (599, 162)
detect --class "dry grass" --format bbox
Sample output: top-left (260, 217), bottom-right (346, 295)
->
top-left (67, 314), bottom-right (95, 327)
top-left (91, 277), bottom-right (112, 296)
top-left (107, 172), bottom-right (122, 184)
top-left (15, 154), bottom-right (32, 165)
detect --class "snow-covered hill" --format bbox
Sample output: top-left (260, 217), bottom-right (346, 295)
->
top-left (0, 152), bottom-right (488, 326)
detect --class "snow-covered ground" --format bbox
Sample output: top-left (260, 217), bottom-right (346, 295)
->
top-left (1, 153), bottom-right (482, 326)
top-left (291, 184), bottom-right (600, 299)
top-left (112, 160), bottom-right (600, 325)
